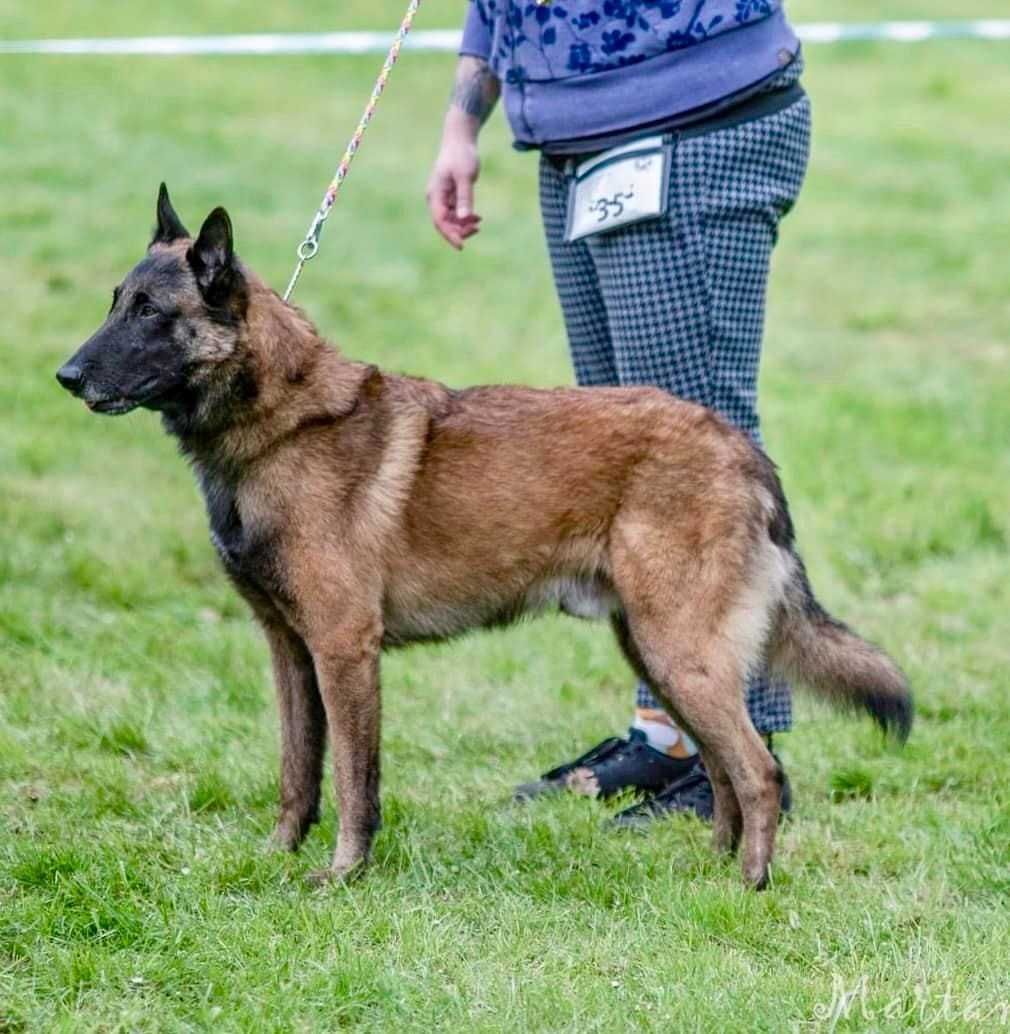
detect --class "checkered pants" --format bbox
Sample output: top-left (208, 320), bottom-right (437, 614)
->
top-left (539, 91), bottom-right (811, 734)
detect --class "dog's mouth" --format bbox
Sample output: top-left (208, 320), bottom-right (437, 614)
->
top-left (85, 397), bottom-right (140, 415)
top-left (82, 381), bottom-right (181, 415)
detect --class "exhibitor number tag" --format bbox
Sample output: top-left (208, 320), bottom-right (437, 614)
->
top-left (564, 135), bottom-right (672, 243)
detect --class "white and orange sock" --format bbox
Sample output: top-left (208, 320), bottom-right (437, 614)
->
top-left (633, 708), bottom-right (698, 759)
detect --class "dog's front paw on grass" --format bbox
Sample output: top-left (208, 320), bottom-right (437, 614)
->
top-left (267, 815), bottom-right (315, 854)
top-left (306, 861), bottom-right (367, 888)
top-left (265, 831), bottom-right (299, 856)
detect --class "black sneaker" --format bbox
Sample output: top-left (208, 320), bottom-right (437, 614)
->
top-left (513, 728), bottom-right (698, 802)
top-left (611, 747), bottom-right (792, 828)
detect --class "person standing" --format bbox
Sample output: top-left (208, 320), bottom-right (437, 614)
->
top-left (426, 0), bottom-right (811, 826)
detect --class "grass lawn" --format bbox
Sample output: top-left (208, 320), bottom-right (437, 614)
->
top-left (2, 2), bottom-right (1009, 1030)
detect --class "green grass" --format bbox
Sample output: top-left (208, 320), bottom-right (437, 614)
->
top-left (2, 3), bottom-right (1009, 1030)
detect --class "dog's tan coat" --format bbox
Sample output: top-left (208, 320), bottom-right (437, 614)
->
top-left (61, 201), bottom-right (913, 889)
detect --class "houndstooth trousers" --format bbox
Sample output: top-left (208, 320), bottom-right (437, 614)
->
top-left (538, 86), bottom-right (811, 734)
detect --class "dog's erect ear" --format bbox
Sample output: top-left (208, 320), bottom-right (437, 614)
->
top-left (186, 207), bottom-right (240, 306)
top-left (151, 183), bottom-right (190, 245)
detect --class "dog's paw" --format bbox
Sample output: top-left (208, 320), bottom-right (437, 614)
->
top-left (267, 820), bottom-right (305, 854)
top-left (306, 861), bottom-right (366, 888)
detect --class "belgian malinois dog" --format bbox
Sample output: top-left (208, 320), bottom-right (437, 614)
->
top-left (57, 186), bottom-right (912, 888)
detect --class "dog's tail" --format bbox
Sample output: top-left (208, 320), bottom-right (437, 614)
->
top-left (769, 554), bottom-right (913, 741)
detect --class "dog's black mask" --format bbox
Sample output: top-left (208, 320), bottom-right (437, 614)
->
top-left (56, 184), bottom-right (246, 416)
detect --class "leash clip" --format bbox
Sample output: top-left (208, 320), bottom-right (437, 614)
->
top-left (284, 208), bottom-right (329, 300)
top-left (297, 210), bottom-right (327, 261)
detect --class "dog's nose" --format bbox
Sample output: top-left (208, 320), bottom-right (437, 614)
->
top-left (56, 362), bottom-right (84, 394)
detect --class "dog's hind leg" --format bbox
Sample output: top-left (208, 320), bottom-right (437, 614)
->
top-left (611, 611), bottom-right (743, 858)
top-left (701, 750), bottom-right (743, 857)
top-left (633, 634), bottom-right (777, 883)
top-left (635, 629), bottom-right (779, 887)
top-left (611, 533), bottom-right (782, 887)
top-left (610, 611), bottom-right (656, 688)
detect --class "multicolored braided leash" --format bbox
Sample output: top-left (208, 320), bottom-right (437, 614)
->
top-left (283, 0), bottom-right (422, 302)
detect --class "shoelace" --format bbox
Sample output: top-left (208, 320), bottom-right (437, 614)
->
top-left (650, 761), bottom-right (709, 804)
top-left (541, 735), bottom-right (628, 781)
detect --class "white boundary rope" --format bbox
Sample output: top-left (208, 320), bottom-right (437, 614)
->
top-left (3, 21), bottom-right (1009, 56)
top-left (0, 31), bottom-right (460, 55)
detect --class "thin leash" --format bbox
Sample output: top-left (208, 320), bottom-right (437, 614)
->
top-left (283, 0), bottom-right (422, 302)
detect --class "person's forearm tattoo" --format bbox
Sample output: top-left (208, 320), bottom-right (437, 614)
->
top-left (450, 57), bottom-right (500, 125)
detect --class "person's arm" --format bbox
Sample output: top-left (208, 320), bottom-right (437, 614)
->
top-left (426, 54), bottom-right (500, 249)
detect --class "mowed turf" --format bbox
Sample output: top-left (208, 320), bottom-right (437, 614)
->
top-left (2, 2), bottom-right (1009, 1030)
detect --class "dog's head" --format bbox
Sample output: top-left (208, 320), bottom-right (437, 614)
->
top-left (56, 184), bottom-right (249, 419)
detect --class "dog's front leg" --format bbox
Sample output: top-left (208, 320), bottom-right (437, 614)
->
top-left (306, 613), bottom-right (383, 885)
top-left (261, 619), bottom-right (327, 852)
top-left (237, 583), bottom-right (328, 852)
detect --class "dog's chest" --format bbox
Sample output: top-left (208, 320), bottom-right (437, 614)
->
top-left (199, 472), bottom-right (262, 580)
top-left (208, 495), bottom-right (244, 571)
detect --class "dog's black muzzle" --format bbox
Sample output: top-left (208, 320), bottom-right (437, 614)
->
top-left (55, 359), bottom-right (143, 415)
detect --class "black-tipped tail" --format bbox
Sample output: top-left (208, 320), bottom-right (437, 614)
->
top-left (770, 558), bottom-right (913, 742)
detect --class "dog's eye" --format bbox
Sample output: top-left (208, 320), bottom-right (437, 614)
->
top-left (138, 302), bottom-right (160, 319)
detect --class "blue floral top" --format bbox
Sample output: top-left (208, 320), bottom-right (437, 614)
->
top-left (460, 0), bottom-right (799, 146)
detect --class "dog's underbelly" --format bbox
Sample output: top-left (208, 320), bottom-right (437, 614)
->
top-left (381, 573), bottom-right (620, 647)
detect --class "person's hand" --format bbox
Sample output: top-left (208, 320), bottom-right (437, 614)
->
top-left (426, 132), bottom-right (482, 250)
